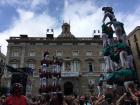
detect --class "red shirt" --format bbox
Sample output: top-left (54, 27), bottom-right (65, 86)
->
top-left (5, 95), bottom-right (27, 105)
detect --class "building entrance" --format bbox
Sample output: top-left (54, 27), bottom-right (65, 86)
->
top-left (64, 82), bottom-right (73, 95)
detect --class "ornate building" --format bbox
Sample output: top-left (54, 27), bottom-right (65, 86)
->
top-left (127, 26), bottom-right (140, 82)
top-left (0, 51), bottom-right (6, 66)
top-left (0, 50), bottom-right (6, 87)
top-left (4, 23), bottom-right (104, 95)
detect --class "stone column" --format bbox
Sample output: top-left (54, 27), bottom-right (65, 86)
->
top-left (5, 46), bottom-right (10, 77)
top-left (20, 44), bottom-right (26, 68)
top-left (6, 46), bottom-right (10, 64)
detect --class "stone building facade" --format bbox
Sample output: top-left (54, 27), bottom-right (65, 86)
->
top-left (127, 26), bottom-right (140, 82)
top-left (0, 50), bottom-right (6, 87)
top-left (0, 52), bottom-right (6, 63)
top-left (4, 23), bottom-right (104, 95)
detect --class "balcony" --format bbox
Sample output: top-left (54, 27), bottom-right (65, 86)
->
top-left (61, 71), bottom-right (79, 77)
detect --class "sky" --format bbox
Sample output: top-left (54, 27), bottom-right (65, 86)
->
top-left (0, 0), bottom-right (140, 55)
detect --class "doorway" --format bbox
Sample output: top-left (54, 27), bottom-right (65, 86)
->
top-left (64, 81), bottom-right (73, 95)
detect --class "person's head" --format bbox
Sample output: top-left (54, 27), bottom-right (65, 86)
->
top-left (32, 97), bottom-right (36, 102)
top-left (10, 83), bottom-right (23, 96)
top-left (44, 51), bottom-right (49, 60)
top-left (102, 7), bottom-right (113, 14)
top-left (90, 96), bottom-right (95, 102)
top-left (79, 96), bottom-right (85, 105)
top-left (63, 96), bottom-right (72, 105)
top-left (113, 46), bottom-right (118, 52)
top-left (128, 83), bottom-right (135, 92)
top-left (1, 95), bottom-right (6, 102)
top-left (105, 93), bottom-right (113, 104)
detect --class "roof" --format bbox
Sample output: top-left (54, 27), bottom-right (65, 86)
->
top-left (127, 26), bottom-right (140, 39)
top-left (57, 23), bottom-right (76, 38)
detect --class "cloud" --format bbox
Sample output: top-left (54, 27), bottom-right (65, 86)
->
top-left (9, 9), bottom-right (56, 36)
top-left (62, 0), bottom-right (140, 37)
top-left (63, 0), bottom-right (103, 37)
top-left (0, 0), bottom-right (48, 10)
top-left (116, 6), bottom-right (140, 35)
top-left (0, 8), bottom-right (57, 55)
top-left (30, 0), bottom-right (47, 9)
top-left (17, 9), bottom-right (34, 21)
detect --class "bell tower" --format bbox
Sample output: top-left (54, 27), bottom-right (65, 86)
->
top-left (62, 23), bottom-right (70, 34)
top-left (58, 23), bottom-right (75, 38)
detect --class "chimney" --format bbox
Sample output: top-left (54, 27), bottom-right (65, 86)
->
top-left (46, 29), bottom-right (54, 39)
top-left (93, 30), bottom-right (101, 35)
top-left (20, 34), bottom-right (28, 39)
top-left (93, 29), bottom-right (101, 38)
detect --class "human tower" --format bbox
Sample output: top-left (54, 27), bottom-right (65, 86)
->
top-left (39, 51), bottom-right (62, 94)
top-left (98, 7), bottom-right (137, 94)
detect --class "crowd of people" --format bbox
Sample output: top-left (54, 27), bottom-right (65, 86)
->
top-left (0, 82), bottom-right (140, 105)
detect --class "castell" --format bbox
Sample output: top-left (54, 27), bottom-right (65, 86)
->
top-left (39, 51), bottom-right (62, 94)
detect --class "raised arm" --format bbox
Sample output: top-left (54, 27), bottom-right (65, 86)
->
top-left (116, 93), bottom-right (126, 105)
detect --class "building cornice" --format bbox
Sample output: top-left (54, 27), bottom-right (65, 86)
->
top-left (7, 36), bottom-right (102, 43)
top-left (127, 26), bottom-right (140, 39)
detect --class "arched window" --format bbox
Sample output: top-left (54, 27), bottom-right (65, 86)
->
top-left (85, 58), bottom-right (94, 72)
top-left (64, 81), bottom-right (73, 95)
top-left (88, 62), bottom-right (93, 72)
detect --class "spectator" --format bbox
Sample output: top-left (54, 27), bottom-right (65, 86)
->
top-left (4, 83), bottom-right (30, 105)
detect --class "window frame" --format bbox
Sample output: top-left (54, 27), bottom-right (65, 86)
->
top-left (12, 51), bottom-right (19, 57)
top-left (72, 50), bottom-right (79, 56)
top-left (28, 51), bottom-right (35, 56)
top-left (86, 50), bottom-right (93, 56)
top-left (56, 50), bottom-right (63, 57)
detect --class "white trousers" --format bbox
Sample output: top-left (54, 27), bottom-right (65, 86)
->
top-left (120, 51), bottom-right (128, 68)
top-left (104, 56), bottom-right (113, 72)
